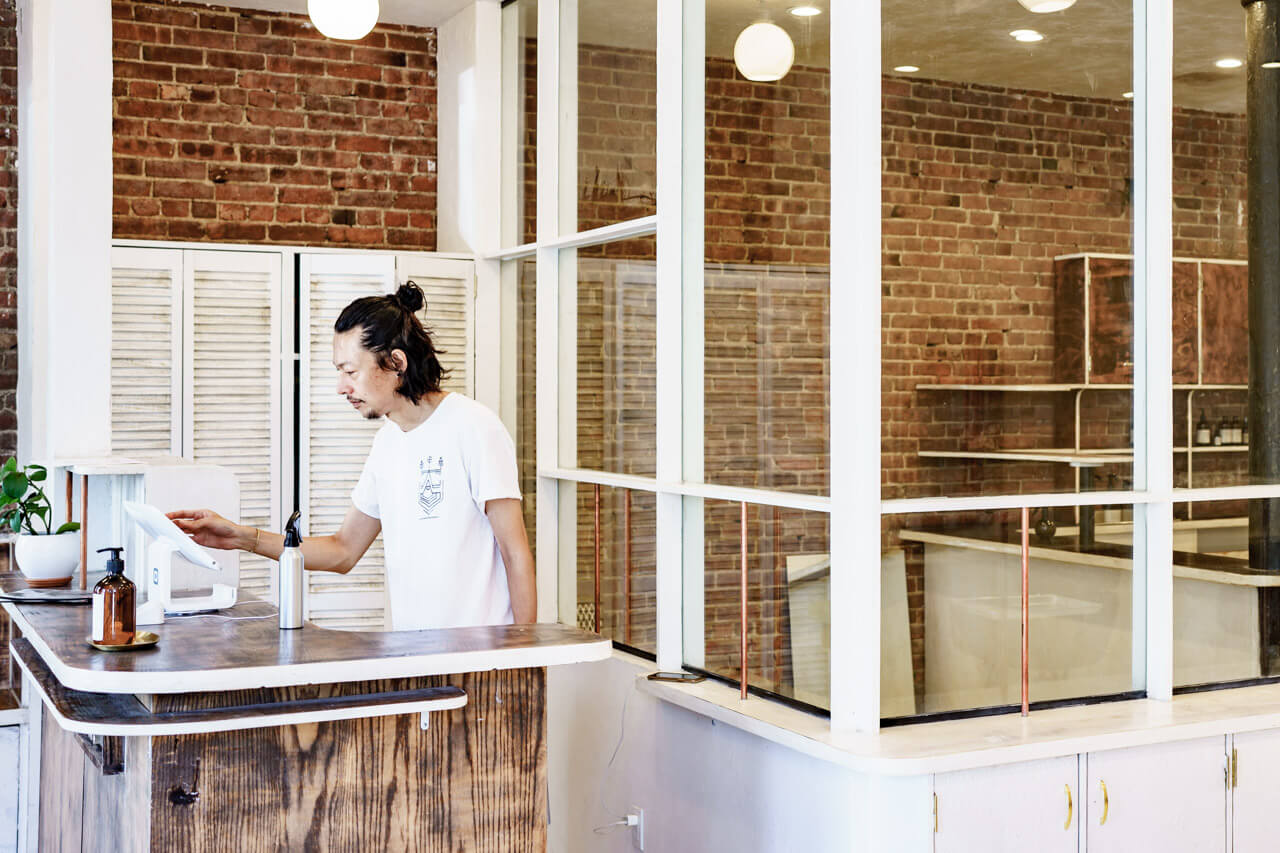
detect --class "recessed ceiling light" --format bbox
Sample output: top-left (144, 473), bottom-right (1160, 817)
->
top-left (1010, 29), bottom-right (1044, 42)
top-left (1016, 0), bottom-right (1077, 11)
top-left (788, 5), bottom-right (822, 16)
top-left (1122, 91), bottom-right (1134, 99)
top-left (894, 65), bottom-right (920, 73)
top-left (1263, 61), bottom-right (1280, 69)
top-left (1215, 58), bottom-right (1243, 69)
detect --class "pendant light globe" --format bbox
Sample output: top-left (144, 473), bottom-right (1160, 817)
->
top-left (1015, 0), bottom-right (1076, 12)
top-left (733, 21), bottom-right (795, 82)
top-left (308, 0), bottom-right (379, 40)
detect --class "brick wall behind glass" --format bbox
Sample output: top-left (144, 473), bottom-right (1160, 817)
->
top-left (112, 0), bottom-right (437, 248)
top-left (523, 44), bottom-right (1250, 704)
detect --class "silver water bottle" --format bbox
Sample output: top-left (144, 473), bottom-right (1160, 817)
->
top-left (278, 510), bottom-right (304, 630)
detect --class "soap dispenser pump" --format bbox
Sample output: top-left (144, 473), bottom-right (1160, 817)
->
top-left (92, 547), bottom-right (136, 645)
top-left (279, 510), bottom-right (304, 630)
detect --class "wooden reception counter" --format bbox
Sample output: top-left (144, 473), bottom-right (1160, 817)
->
top-left (0, 573), bottom-right (610, 851)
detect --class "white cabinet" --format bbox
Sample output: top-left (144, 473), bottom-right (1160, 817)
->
top-left (934, 756), bottom-right (1078, 853)
top-left (1084, 737), bottom-right (1226, 852)
top-left (1229, 729), bottom-right (1280, 852)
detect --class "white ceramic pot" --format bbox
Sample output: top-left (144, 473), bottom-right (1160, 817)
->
top-left (15, 531), bottom-right (80, 581)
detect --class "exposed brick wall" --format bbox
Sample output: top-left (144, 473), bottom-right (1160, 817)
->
top-left (112, 0), bottom-right (437, 248)
top-left (0, 0), bottom-right (14, 462)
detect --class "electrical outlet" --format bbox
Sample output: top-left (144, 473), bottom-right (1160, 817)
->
top-left (628, 805), bottom-right (645, 851)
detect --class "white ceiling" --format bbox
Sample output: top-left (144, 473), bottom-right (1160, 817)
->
top-left (199, 0), bottom-right (1251, 112)
top-left (573, 0), bottom-right (1248, 112)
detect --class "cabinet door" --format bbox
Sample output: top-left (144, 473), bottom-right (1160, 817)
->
top-left (1085, 738), bottom-right (1226, 853)
top-left (1230, 729), bottom-right (1280, 852)
top-left (934, 756), bottom-right (1078, 853)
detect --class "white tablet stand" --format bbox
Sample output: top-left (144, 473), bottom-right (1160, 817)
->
top-left (124, 501), bottom-right (237, 625)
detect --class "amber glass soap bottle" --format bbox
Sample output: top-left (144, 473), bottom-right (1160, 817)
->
top-left (92, 546), bottom-right (135, 645)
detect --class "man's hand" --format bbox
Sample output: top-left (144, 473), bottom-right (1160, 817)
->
top-left (167, 509), bottom-right (251, 551)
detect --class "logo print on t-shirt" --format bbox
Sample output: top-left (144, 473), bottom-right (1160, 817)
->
top-left (418, 456), bottom-right (445, 519)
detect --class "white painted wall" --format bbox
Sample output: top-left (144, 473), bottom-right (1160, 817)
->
top-left (436, 1), bottom-right (507, 424)
top-left (0, 726), bottom-right (16, 852)
top-left (549, 653), bottom-right (866, 852)
top-left (16, 0), bottom-right (113, 463)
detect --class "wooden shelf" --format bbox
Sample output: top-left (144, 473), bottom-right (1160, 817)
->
top-left (920, 446), bottom-right (1250, 465)
top-left (918, 450), bottom-right (1132, 465)
top-left (916, 383), bottom-right (1247, 392)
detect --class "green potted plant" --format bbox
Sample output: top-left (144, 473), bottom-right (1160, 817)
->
top-left (1, 458), bottom-right (81, 586)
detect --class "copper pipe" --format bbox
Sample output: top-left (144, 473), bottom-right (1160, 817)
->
top-left (740, 501), bottom-right (749, 701)
top-left (1021, 506), bottom-right (1030, 717)
top-left (624, 489), bottom-right (632, 645)
top-left (593, 484), bottom-right (601, 635)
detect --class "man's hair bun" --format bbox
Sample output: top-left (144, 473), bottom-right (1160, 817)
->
top-left (394, 281), bottom-right (425, 314)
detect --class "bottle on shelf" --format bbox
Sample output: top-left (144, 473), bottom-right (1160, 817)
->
top-left (1243, 417), bottom-right (1250, 446)
top-left (1232, 416), bottom-right (1243, 445)
top-left (1195, 409), bottom-right (1211, 446)
top-left (1214, 416), bottom-right (1227, 446)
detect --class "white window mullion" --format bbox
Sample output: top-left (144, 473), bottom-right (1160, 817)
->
top-left (535, 0), bottom-right (564, 624)
top-left (554, 0), bottom-right (581, 629)
top-left (831, 0), bottom-right (882, 733)
top-left (1134, 0), bottom-right (1175, 701)
top-left (655, 0), bottom-right (692, 671)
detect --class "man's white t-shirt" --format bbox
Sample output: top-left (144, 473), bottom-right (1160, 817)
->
top-left (350, 393), bottom-right (522, 630)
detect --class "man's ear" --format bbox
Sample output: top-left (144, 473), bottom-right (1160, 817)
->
top-left (390, 349), bottom-right (409, 375)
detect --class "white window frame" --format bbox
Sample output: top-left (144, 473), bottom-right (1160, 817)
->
top-left (506, 0), bottom-right (1280, 735)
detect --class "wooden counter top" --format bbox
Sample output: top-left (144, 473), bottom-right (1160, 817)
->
top-left (0, 572), bottom-right (610, 694)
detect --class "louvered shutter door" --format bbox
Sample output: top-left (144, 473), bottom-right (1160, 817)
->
top-left (396, 255), bottom-right (475, 397)
top-left (184, 250), bottom-right (282, 601)
top-left (110, 247), bottom-right (182, 456)
top-left (301, 254), bottom-right (398, 629)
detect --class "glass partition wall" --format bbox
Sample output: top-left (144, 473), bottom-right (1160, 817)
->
top-left (501, 0), bottom-right (1280, 732)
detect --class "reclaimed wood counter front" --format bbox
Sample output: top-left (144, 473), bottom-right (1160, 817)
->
top-left (1, 574), bottom-right (610, 852)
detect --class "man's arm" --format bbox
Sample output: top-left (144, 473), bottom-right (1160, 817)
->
top-left (168, 505), bottom-right (381, 574)
top-left (486, 498), bottom-right (536, 624)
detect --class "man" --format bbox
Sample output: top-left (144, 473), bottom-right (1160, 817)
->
top-left (169, 282), bottom-right (536, 629)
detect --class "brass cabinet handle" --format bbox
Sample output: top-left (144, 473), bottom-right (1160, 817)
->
top-left (1065, 784), bottom-right (1073, 830)
top-left (1099, 779), bottom-right (1109, 825)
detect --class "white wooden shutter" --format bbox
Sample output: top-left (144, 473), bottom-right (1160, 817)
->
top-left (183, 250), bottom-right (282, 601)
top-left (395, 255), bottom-right (475, 397)
top-left (301, 253), bottom-right (398, 629)
top-left (300, 254), bottom-right (475, 630)
top-left (109, 247), bottom-right (182, 456)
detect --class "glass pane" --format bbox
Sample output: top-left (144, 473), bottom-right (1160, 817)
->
top-left (572, 485), bottom-right (657, 654)
top-left (881, 2), bottom-right (1135, 499)
top-left (884, 506), bottom-right (1139, 720)
top-left (685, 499), bottom-right (831, 710)
top-left (1170, 5), bottom-right (1259, 488)
top-left (566, 0), bottom-right (657, 233)
top-left (502, 0), bottom-right (538, 246)
top-left (1172, 500), bottom-right (1266, 689)
top-left (513, 258), bottom-right (538, 552)
top-left (566, 239), bottom-right (657, 475)
top-left (703, 3), bottom-right (830, 496)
